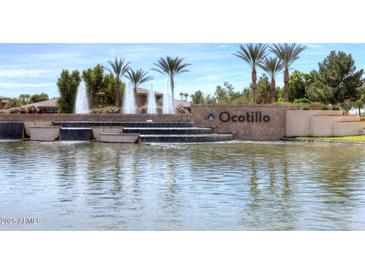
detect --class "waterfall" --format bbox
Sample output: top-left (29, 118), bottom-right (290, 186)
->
top-left (147, 83), bottom-right (157, 114)
top-left (123, 82), bottom-right (136, 114)
top-left (75, 81), bottom-right (90, 114)
top-left (163, 78), bottom-right (175, 114)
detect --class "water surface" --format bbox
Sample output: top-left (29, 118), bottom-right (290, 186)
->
top-left (1, 141), bottom-right (365, 230)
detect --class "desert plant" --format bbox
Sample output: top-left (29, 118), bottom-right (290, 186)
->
top-left (271, 43), bottom-right (306, 102)
top-left (106, 57), bottom-right (130, 107)
top-left (152, 56), bottom-right (190, 100)
top-left (233, 44), bottom-right (268, 103)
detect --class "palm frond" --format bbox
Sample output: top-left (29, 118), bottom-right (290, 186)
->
top-left (152, 56), bottom-right (190, 77)
top-left (233, 44), bottom-right (268, 68)
top-left (107, 57), bottom-right (130, 80)
top-left (270, 43), bottom-right (306, 68)
top-left (126, 68), bottom-right (153, 89)
top-left (259, 57), bottom-right (283, 76)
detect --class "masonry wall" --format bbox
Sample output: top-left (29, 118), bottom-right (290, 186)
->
top-left (0, 113), bottom-right (192, 122)
top-left (191, 104), bottom-right (298, 140)
top-left (286, 110), bottom-right (342, 137)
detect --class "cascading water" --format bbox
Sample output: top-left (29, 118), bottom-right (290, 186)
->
top-left (123, 82), bottom-right (136, 114)
top-left (75, 81), bottom-right (90, 114)
top-left (147, 83), bottom-right (157, 114)
top-left (163, 78), bottom-right (175, 114)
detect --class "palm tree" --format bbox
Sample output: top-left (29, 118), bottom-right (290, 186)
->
top-left (152, 56), bottom-right (190, 101)
top-left (271, 43), bottom-right (306, 102)
top-left (233, 44), bottom-right (267, 104)
top-left (184, 93), bottom-right (189, 101)
top-left (126, 68), bottom-right (152, 94)
top-left (259, 57), bottom-right (283, 103)
top-left (179, 92), bottom-right (184, 100)
top-left (106, 57), bottom-right (130, 107)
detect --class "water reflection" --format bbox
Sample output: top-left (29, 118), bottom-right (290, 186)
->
top-left (1, 141), bottom-right (365, 230)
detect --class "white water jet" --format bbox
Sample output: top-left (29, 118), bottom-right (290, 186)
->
top-left (75, 81), bottom-right (90, 114)
top-left (123, 82), bottom-right (136, 114)
top-left (147, 83), bottom-right (157, 114)
top-left (163, 78), bottom-right (175, 114)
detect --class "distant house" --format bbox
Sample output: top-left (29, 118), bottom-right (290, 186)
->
top-left (135, 88), bottom-right (163, 107)
top-left (0, 96), bottom-right (10, 109)
top-left (18, 99), bottom-right (58, 113)
top-left (135, 88), bottom-right (191, 112)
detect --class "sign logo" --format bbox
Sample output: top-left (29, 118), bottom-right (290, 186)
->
top-left (219, 111), bottom-right (270, 123)
top-left (207, 112), bottom-right (216, 121)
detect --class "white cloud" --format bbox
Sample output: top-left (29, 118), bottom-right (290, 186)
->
top-left (0, 68), bottom-right (53, 78)
top-left (0, 82), bottom-right (55, 88)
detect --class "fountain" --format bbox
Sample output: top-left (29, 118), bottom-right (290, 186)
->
top-left (123, 82), bottom-right (136, 114)
top-left (75, 81), bottom-right (90, 114)
top-left (147, 83), bottom-right (157, 114)
top-left (163, 78), bottom-right (175, 114)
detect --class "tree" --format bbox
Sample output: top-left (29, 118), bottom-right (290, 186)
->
top-left (259, 57), bottom-right (283, 103)
top-left (82, 64), bottom-right (106, 107)
top-left (152, 56), bottom-right (190, 101)
top-left (57, 70), bottom-right (81, 113)
top-left (354, 83), bottom-right (365, 115)
top-left (19, 94), bottom-right (30, 104)
top-left (184, 93), bottom-right (189, 101)
top-left (179, 92), bottom-right (184, 100)
top-left (288, 70), bottom-right (314, 101)
top-left (271, 43), bottom-right (306, 102)
top-left (256, 74), bottom-right (271, 104)
top-left (233, 44), bottom-right (267, 104)
top-left (126, 68), bottom-right (152, 94)
top-left (30, 93), bottom-right (49, 103)
top-left (191, 90), bottom-right (205, 104)
top-left (106, 57), bottom-right (130, 108)
top-left (214, 82), bottom-right (248, 104)
top-left (306, 51), bottom-right (364, 105)
top-left (103, 74), bottom-right (116, 106)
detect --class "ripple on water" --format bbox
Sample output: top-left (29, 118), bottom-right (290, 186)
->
top-left (1, 141), bottom-right (365, 230)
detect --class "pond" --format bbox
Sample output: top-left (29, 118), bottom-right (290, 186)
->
top-left (1, 140), bottom-right (365, 230)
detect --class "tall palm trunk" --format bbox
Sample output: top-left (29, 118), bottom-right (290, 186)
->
top-left (271, 75), bottom-right (276, 103)
top-left (169, 75), bottom-right (175, 109)
top-left (169, 75), bottom-right (175, 99)
top-left (284, 67), bottom-right (289, 102)
top-left (115, 80), bottom-right (120, 108)
top-left (252, 67), bottom-right (257, 104)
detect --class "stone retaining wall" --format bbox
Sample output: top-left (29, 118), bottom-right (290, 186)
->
top-left (191, 104), bottom-right (298, 140)
top-left (286, 110), bottom-right (342, 137)
top-left (0, 113), bottom-right (192, 122)
top-left (310, 115), bottom-right (360, 136)
top-left (333, 121), bottom-right (365, 136)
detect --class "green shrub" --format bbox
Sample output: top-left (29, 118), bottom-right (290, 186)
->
top-left (57, 70), bottom-right (81, 113)
top-left (294, 98), bottom-right (312, 104)
top-left (321, 104), bottom-right (330, 110)
top-left (331, 105), bottom-right (341, 110)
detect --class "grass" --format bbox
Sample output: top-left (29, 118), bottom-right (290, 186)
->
top-left (296, 135), bottom-right (365, 143)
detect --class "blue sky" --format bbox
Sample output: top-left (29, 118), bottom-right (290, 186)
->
top-left (0, 43), bottom-right (365, 99)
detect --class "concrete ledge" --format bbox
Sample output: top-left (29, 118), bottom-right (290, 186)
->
top-left (0, 113), bottom-right (192, 122)
top-left (24, 121), bottom-right (52, 136)
top-left (92, 126), bottom-right (123, 141)
top-left (99, 133), bottom-right (139, 143)
top-left (30, 126), bottom-right (60, 141)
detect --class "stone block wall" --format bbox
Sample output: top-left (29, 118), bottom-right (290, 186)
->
top-left (191, 104), bottom-right (298, 140)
